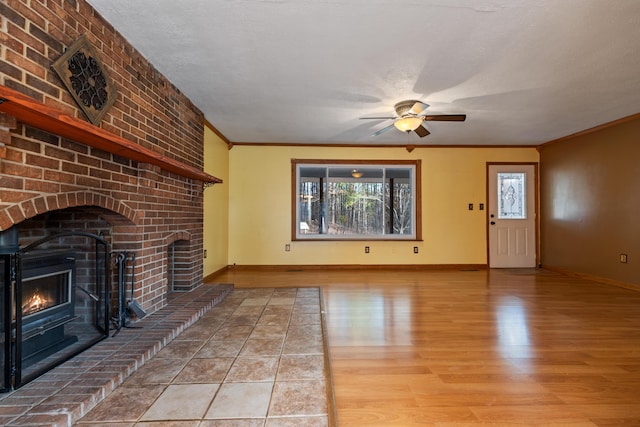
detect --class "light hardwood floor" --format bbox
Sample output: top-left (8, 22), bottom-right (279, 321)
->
top-left (214, 267), bottom-right (640, 426)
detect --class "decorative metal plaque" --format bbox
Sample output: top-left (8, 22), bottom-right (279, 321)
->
top-left (52, 34), bottom-right (117, 125)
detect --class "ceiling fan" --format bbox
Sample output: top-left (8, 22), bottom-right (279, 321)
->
top-left (362, 100), bottom-right (466, 138)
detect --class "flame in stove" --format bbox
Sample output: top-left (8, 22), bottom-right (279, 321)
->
top-left (22, 289), bottom-right (52, 316)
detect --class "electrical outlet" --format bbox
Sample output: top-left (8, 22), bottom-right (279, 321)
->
top-left (413, 246), bottom-right (418, 254)
top-left (285, 244), bottom-right (290, 252)
top-left (365, 246), bottom-right (370, 253)
top-left (468, 203), bottom-right (473, 210)
top-left (479, 203), bottom-right (484, 210)
top-left (620, 253), bottom-right (628, 263)
top-left (203, 249), bottom-right (207, 258)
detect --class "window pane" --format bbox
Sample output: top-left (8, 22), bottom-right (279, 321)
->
top-left (497, 172), bottom-right (526, 219)
top-left (386, 168), bottom-right (412, 234)
top-left (299, 167), bottom-right (324, 235)
top-left (327, 168), bottom-right (384, 236)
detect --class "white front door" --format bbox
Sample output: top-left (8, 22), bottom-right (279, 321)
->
top-left (488, 164), bottom-right (537, 268)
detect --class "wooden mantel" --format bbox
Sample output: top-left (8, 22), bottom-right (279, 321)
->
top-left (0, 85), bottom-right (222, 185)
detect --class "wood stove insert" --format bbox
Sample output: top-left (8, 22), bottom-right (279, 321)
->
top-left (1, 230), bottom-right (111, 391)
top-left (19, 250), bottom-right (78, 367)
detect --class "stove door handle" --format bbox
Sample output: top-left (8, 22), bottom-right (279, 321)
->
top-left (77, 286), bottom-right (99, 302)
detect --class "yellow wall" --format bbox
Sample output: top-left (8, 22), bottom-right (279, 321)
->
top-left (228, 145), bottom-right (539, 266)
top-left (203, 127), bottom-right (229, 276)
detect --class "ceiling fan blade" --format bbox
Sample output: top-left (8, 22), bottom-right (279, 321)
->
top-left (413, 125), bottom-right (430, 138)
top-left (360, 116), bottom-right (397, 120)
top-left (423, 114), bottom-right (466, 122)
top-left (408, 101), bottom-right (428, 116)
top-left (371, 124), bottom-right (395, 136)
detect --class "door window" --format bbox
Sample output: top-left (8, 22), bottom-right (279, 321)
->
top-left (497, 172), bottom-right (526, 219)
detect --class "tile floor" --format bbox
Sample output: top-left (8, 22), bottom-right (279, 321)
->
top-left (75, 286), bottom-right (333, 426)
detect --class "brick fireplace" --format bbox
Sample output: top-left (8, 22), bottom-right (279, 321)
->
top-left (1, 0), bottom-right (220, 306)
top-left (0, 0), bottom-right (221, 388)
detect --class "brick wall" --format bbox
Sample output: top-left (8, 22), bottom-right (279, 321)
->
top-left (0, 0), bottom-right (207, 312)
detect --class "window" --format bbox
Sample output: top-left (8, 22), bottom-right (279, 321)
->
top-left (497, 172), bottom-right (526, 219)
top-left (292, 160), bottom-right (421, 240)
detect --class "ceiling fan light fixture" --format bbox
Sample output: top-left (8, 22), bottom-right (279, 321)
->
top-left (351, 169), bottom-right (363, 178)
top-left (393, 116), bottom-right (423, 132)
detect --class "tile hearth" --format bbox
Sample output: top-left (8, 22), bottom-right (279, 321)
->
top-left (75, 286), bottom-right (332, 426)
top-left (0, 284), bottom-right (333, 426)
top-left (0, 283), bottom-right (234, 425)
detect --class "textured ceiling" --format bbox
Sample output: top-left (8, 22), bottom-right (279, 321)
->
top-left (86, 0), bottom-right (640, 147)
